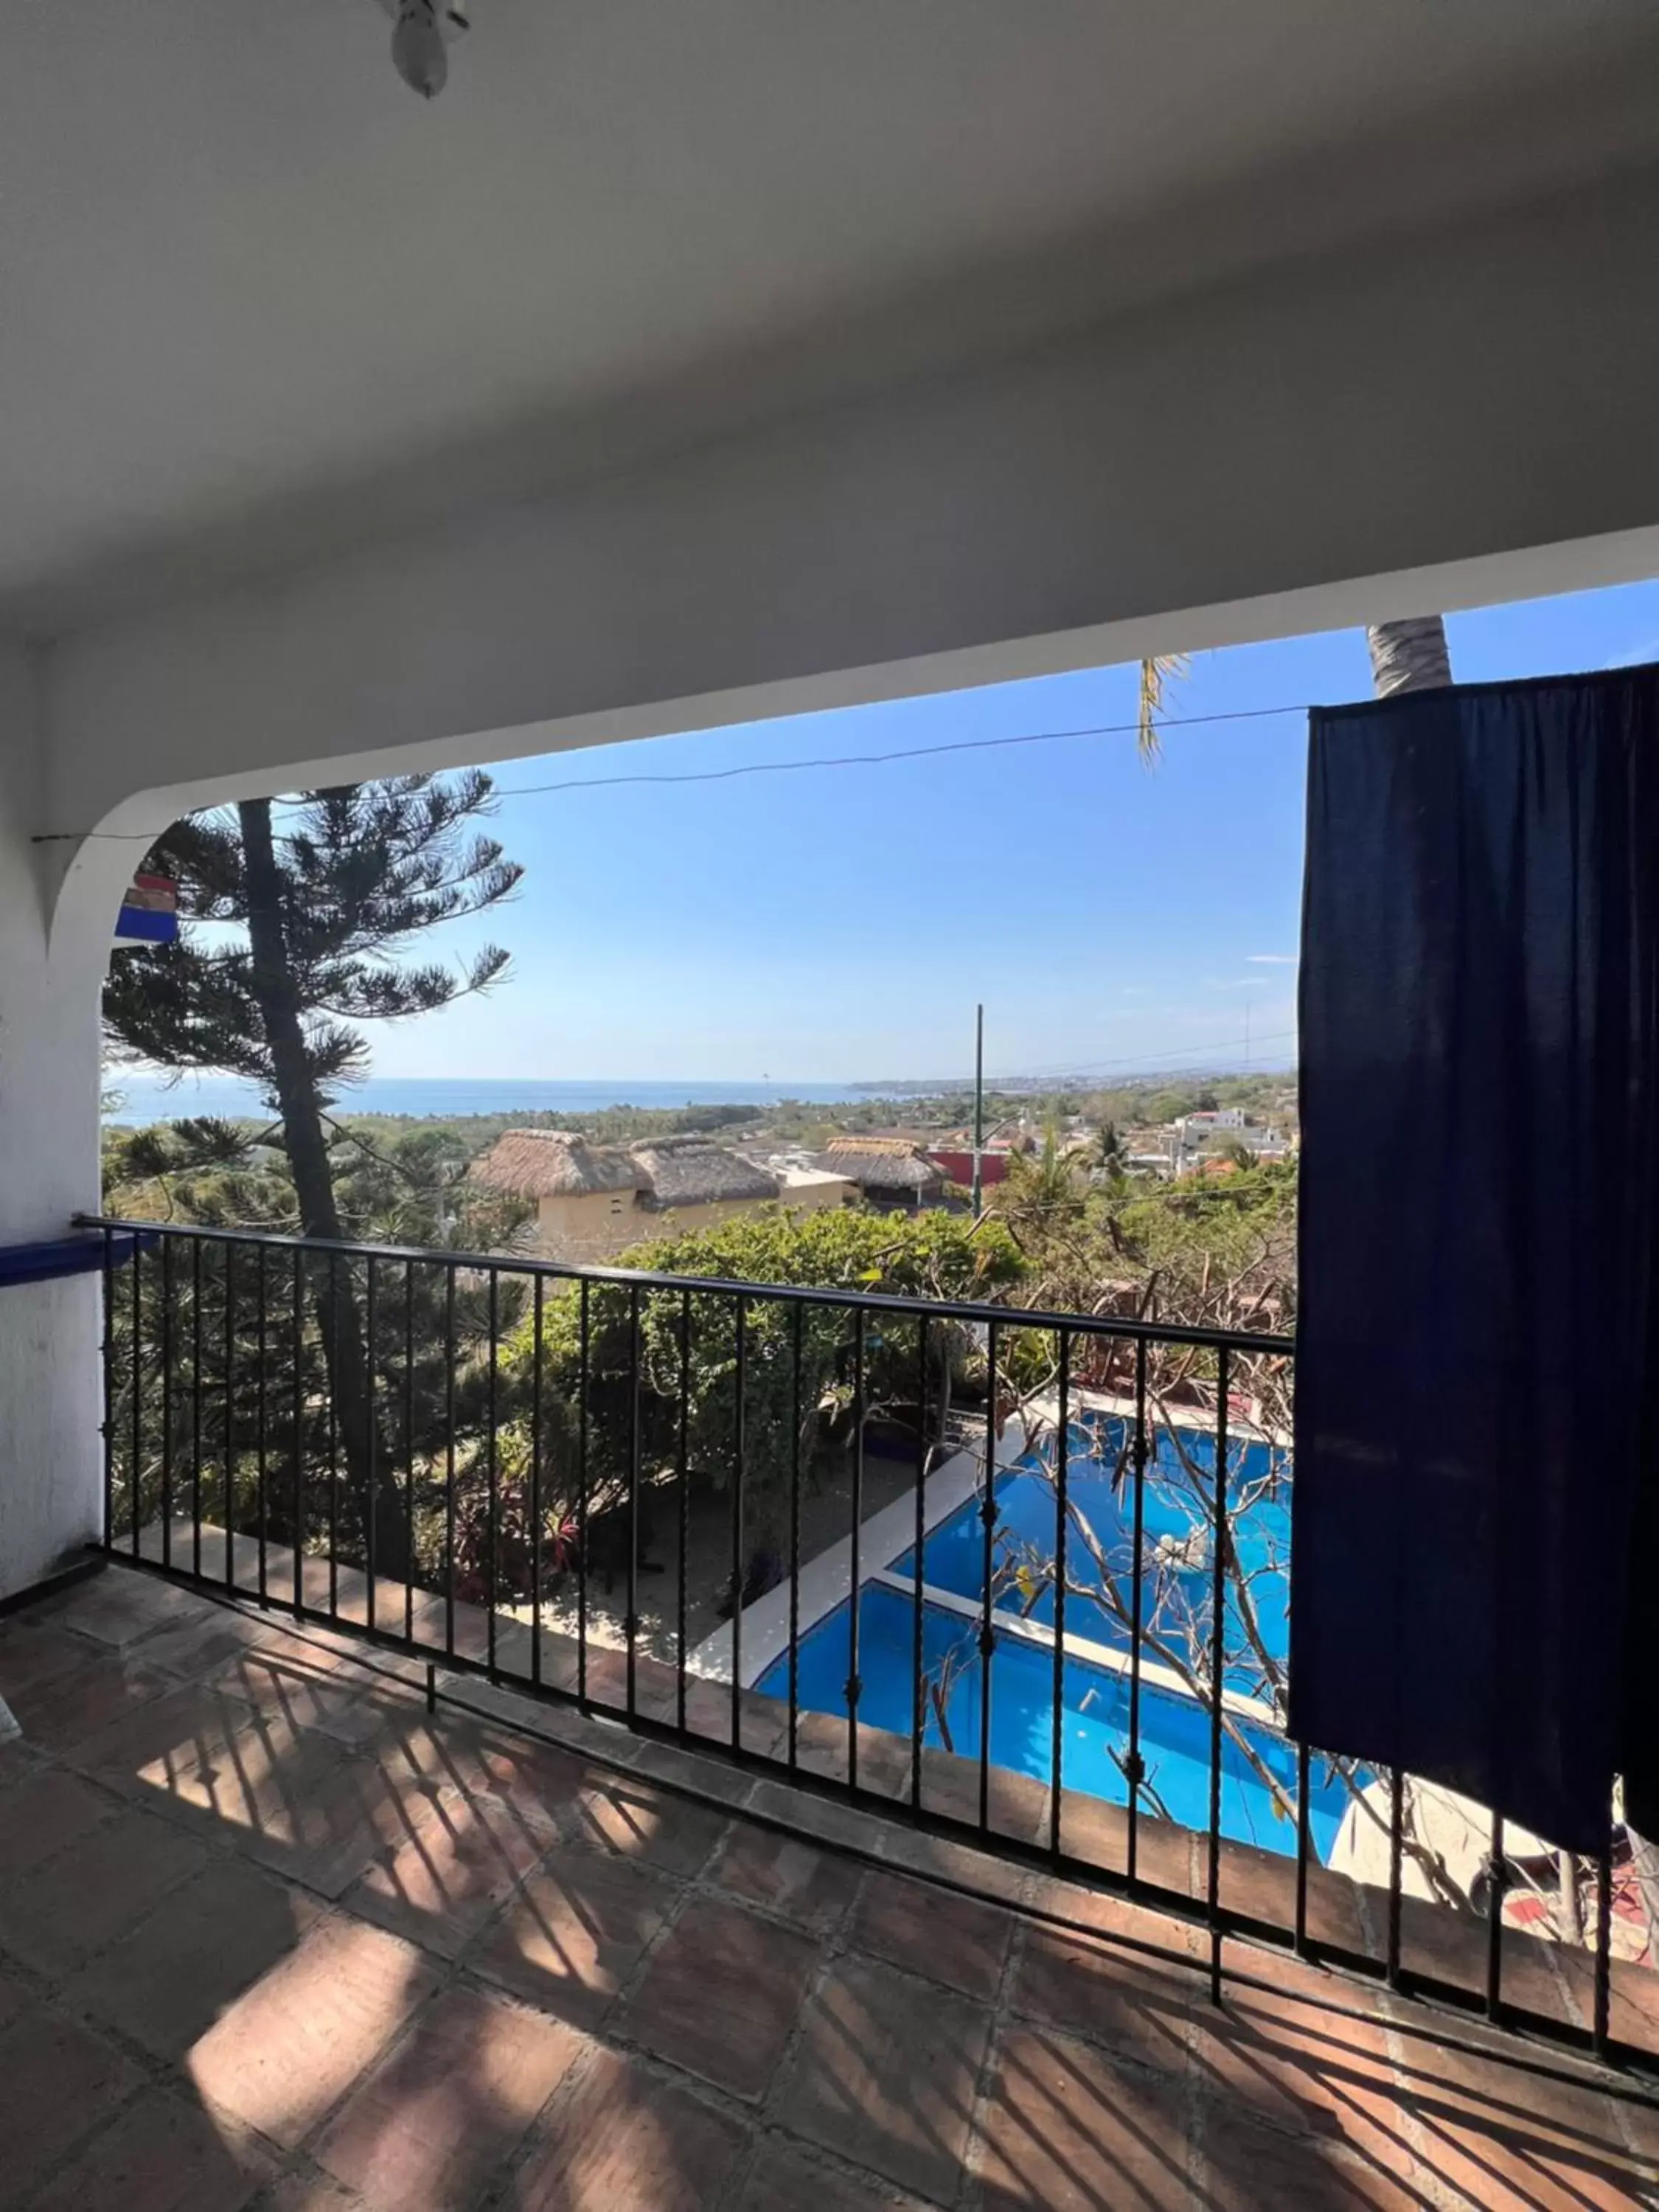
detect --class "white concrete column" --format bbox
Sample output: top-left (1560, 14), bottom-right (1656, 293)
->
top-left (0, 639), bottom-right (117, 1598)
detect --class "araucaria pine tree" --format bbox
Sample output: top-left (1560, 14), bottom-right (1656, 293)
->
top-left (105, 774), bottom-right (524, 1573)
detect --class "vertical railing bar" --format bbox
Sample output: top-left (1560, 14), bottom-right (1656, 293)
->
top-left (255, 1243), bottom-right (268, 1604)
top-left (531, 1273), bottom-right (544, 1688)
top-left (1486, 1811), bottom-right (1506, 2022)
top-left (1294, 1741), bottom-right (1312, 1956)
top-left (365, 1253), bottom-right (378, 1634)
top-left (787, 1298), bottom-right (803, 1771)
top-left (847, 1305), bottom-right (865, 1794)
top-left (223, 1242), bottom-right (237, 1591)
top-left (1387, 1768), bottom-right (1405, 1990)
top-left (292, 1249), bottom-right (305, 1616)
top-left (444, 1263), bottom-right (457, 1659)
top-left (730, 1293), bottom-right (746, 1753)
top-left (327, 1249), bottom-right (339, 1618)
top-left (910, 1312), bottom-right (928, 1816)
top-left (1207, 1343), bottom-right (1231, 2006)
top-left (977, 1317), bottom-right (1000, 1836)
top-left (486, 1265), bottom-right (499, 1679)
top-left (577, 1279), bottom-right (589, 1706)
top-left (158, 1234), bottom-right (174, 1571)
top-left (626, 1282), bottom-right (642, 1722)
top-left (191, 1236), bottom-right (204, 1580)
top-left (1048, 1327), bottom-right (1070, 1863)
top-left (678, 1288), bottom-right (692, 1737)
top-left (403, 1260), bottom-right (416, 1644)
top-left (100, 1228), bottom-right (114, 1552)
top-left (1593, 1837), bottom-right (1613, 2059)
top-left (159, 1234), bottom-right (173, 1570)
top-left (130, 1225), bottom-right (143, 1559)
top-left (1126, 1335), bottom-right (1148, 1887)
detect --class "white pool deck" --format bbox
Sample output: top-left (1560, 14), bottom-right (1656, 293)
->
top-left (687, 1417), bottom-right (1029, 1689)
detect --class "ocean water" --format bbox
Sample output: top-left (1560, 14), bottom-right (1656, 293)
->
top-left (104, 1072), bottom-right (869, 1127)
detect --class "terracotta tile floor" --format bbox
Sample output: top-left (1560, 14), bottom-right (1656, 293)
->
top-left (0, 1563), bottom-right (1655, 2211)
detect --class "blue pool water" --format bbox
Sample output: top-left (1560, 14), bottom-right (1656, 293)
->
top-left (891, 1418), bottom-right (1289, 1699)
top-left (756, 1583), bottom-right (1352, 1859)
top-left (754, 1418), bottom-right (1357, 1861)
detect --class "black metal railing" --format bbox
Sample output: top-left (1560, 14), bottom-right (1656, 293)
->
top-left (83, 1213), bottom-right (1650, 2075)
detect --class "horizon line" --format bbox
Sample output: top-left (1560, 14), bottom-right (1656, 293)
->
top-left (111, 1062), bottom-right (1298, 1090)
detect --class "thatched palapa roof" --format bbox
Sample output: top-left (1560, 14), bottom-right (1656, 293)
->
top-left (630, 1138), bottom-right (782, 1211)
top-left (472, 1130), bottom-right (785, 1213)
top-left (819, 1138), bottom-right (947, 1194)
top-left (469, 1130), bottom-right (647, 1199)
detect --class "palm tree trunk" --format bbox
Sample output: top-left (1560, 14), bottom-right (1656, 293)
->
top-left (1366, 616), bottom-right (1453, 698)
top-left (1140, 614), bottom-right (1453, 761)
top-left (239, 797), bottom-right (407, 1581)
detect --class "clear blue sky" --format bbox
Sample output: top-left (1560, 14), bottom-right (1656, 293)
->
top-left (369, 578), bottom-right (1659, 1085)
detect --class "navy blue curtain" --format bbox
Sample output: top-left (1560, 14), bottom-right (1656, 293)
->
top-left (1290, 665), bottom-right (1659, 1855)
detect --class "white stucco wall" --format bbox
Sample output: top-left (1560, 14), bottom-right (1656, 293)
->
top-left (0, 643), bottom-right (109, 1595)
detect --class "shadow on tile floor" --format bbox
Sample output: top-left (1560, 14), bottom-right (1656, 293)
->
top-left (1, 1563), bottom-right (1655, 2211)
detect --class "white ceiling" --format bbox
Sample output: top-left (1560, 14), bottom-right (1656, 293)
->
top-left (4, 0), bottom-right (1658, 632)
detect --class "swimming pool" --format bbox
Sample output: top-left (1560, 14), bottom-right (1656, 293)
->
top-left (891, 1416), bottom-right (1289, 1698)
top-left (752, 1416), bottom-right (1355, 1862)
top-left (755, 1580), bottom-right (1352, 1859)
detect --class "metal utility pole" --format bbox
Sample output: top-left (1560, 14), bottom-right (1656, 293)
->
top-left (971, 1004), bottom-right (984, 1217)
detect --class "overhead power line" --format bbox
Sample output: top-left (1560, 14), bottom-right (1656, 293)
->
top-left (41, 698), bottom-right (1312, 843)
top-left (490, 701), bottom-right (1309, 804)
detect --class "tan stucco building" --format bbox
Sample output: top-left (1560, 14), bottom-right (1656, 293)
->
top-left (775, 1165), bottom-right (858, 1214)
top-left (469, 1131), bottom-right (854, 1263)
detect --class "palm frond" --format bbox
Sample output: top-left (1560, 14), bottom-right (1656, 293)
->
top-left (1136, 652), bottom-right (1190, 762)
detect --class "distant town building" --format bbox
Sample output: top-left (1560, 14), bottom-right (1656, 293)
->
top-left (924, 1122), bottom-right (1033, 1190)
top-left (924, 1142), bottom-right (1011, 1189)
top-left (627, 1138), bottom-right (783, 1225)
top-left (1170, 1110), bottom-right (1291, 1161)
top-left (774, 1164), bottom-right (858, 1208)
top-left (817, 1137), bottom-right (949, 1212)
top-left (468, 1130), bottom-right (645, 1259)
top-left (468, 1130), bottom-right (849, 1261)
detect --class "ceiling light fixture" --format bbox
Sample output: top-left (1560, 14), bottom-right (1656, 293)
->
top-left (378, 0), bottom-right (470, 101)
